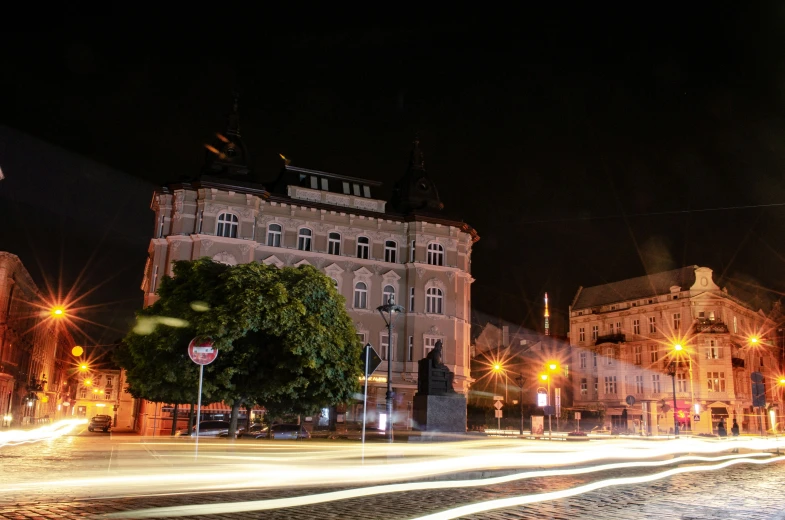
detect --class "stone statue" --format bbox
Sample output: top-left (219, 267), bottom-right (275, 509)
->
top-left (413, 339), bottom-right (466, 433)
top-left (425, 340), bottom-right (444, 367)
top-left (417, 340), bottom-right (455, 396)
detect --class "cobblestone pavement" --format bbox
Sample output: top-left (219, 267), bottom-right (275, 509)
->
top-left (1, 431), bottom-right (784, 519)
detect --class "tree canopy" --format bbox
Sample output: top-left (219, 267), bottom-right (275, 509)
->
top-left (116, 258), bottom-right (362, 436)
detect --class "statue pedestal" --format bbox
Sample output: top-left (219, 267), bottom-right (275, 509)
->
top-left (413, 394), bottom-right (467, 433)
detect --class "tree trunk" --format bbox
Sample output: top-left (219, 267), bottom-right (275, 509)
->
top-left (328, 405), bottom-right (338, 431)
top-left (229, 401), bottom-right (242, 439)
top-left (189, 402), bottom-right (195, 431)
top-left (245, 405), bottom-right (251, 432)
top-left (170, 403), bottom-right (179, 436)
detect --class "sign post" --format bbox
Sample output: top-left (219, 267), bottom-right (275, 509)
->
top-left (360, 343), bottom-right (381, 461)
top-left (575, 411), bottom-right (581, 431)
top-left (494, 396), bottom-right (504, 430)
top-left (188, 337), bottom-right (218, 460)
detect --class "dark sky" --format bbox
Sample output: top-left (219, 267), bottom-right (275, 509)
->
top-left (3, 9), bottom-right (785, 341)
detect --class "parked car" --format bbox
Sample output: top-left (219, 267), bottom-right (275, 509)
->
top-left (88, 414), bottom-right (112, 432)
top-left (267, 423), bottom-right (310, 440)
top-left (175, 420), bottom-right (231, 437)
top-left (237, 423), bottom-right (268, 438)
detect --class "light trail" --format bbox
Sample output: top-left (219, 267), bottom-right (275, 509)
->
top-left (101, 453), bottom-right (772, 518)
top-left (0, 419), bottom-right (86, 448)
top-left (410, 455), bottom-right (785, 520)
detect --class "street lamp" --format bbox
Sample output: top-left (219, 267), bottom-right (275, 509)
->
top-left (377, 296), bottom-right (404, 444)
top-left (491, 363), bottom-right (505, 429)
top-left (540, 373), bottom-right (552, 440)
top-left (666, 361), bottom-right (679, 437)
top-left (50, 306), bottom-right (66, 318)
top-left (514, 375), bottom-right (526, 435)
top-left (546, 362), bottom-right (560, 433)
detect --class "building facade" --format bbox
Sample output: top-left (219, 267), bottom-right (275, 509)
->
top-left (0, 252), bottom-right (75, 426)
top-left (71, 368), bottom-right (135, 429)
top-left (140, 101), bottom-right (478, 429)
top-left (569, 266), bottom-right (782, 435)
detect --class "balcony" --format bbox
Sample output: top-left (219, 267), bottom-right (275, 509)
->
top-left (595, 333), bottom-right (626, 345)
top-left (731, 357), bottom-right (745, 369)
top-left (694, 318), bottom-right (729, 334)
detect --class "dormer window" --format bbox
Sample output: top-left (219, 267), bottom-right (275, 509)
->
top-left (216, 213), bottom-right (239, 238)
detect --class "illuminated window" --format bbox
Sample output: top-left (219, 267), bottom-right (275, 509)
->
top-left (426, 287), bottom-right (443, 314)
top-left (384, 241), bottom-right (397, 263)
top-left (297, 228), bottom-right (312, 251)
top-left (706, 342), bottom-right (722, 359)
top-left (216, 213), bottom-right (239, 238)
top-left (677, 373), bottom-right (688, 393)
top-left (707, 372), bottom-right (726, 392)
top-left (328, 232), bottom-right (341, 255)
top-left (426, 243), bottom-right (444, 266)
top-left (357, 237), bottom-right (370, 259)
top-left (267, 224), bottom-right (282, 247)
top-left (353, 282), bottom-right (367, 309)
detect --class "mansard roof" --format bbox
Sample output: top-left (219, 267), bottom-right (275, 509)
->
top-left (572, 266), bottom-right (699, 310)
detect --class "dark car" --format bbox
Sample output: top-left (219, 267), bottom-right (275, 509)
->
top-left (88, 414), bottom-right (112, 432)
top-left (176, 420), bottom-right (231, 437)
top-left (267, 423), bottom-right (310, 440)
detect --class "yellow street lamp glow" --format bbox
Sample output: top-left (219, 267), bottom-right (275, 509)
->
top-left (84, 379), bottom-right (92, 386)
top-left (72, 346), bottom-right (83, 357)
top-left (79, 364), bottom-right (88, 371)
top-left (673, 344), bottom-right (683, 351)
top-left (540, 374), bottom-right (548, 381)
top-left (779, 378), bottom-right (785, 385)
top-left (548, 363), bottom-right (558, 371)
top-left (750, 337), bottom-right (759, 344)
top-left (492, 363), bottom-right (502, 372)
top-left (51, 307), bottom-right (66, 318)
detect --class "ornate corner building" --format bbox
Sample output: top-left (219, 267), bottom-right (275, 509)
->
top-left (140, 98), bottom-right (479, 428)
top-left (569, 265), bottom-right (782, 435)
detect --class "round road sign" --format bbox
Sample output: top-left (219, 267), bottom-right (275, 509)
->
top-left (188, 336), bottom-right (218, 365)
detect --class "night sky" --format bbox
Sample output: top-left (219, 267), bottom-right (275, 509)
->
top-left (2, 9), bottom-right (785, 342)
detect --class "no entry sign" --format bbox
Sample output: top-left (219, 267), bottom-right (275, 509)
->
top-left (188, 337), bottom-right (218, 365)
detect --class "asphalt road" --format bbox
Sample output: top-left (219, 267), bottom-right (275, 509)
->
top-left (1, 428), bottom-right (784, 519)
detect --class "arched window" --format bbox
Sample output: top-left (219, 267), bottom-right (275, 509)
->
top-left (298, 228), bottom-right (312, 251)
top-left (357, 236), bottom-right (370, 259)
top-left (384, 240), bottom-right (397, 263)
top-left (382, 285), bottom-right (396, 305)
top-left (216, 213), bottom-right (239, 238)
top-left (330, 277), bottom-right (339, 288)
top-left (354, 282), bottom-right (368, 309)
top-left (328, 232), bottom-right (341, 255)
top-left (267, 223), bottom-right (282, 247)
top-left (427, 243), bottom-right (444, 266)
top-left (426, 287), bottom-right (443, 314)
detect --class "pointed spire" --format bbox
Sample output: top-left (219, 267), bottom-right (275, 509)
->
top-left (409, 133), bottom-right (425, 172)
top-left (226, 91), bottom-right (241, 137)
top-left (544, 292), bottom-right (551, 336)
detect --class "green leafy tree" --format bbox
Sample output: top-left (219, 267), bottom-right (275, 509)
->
top-left (118, 258), bottom-right (362, 437)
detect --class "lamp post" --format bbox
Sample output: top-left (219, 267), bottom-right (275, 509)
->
top-left (540, 373), bottom-right (552, 440)
top-left (492, 363), bottom-right (504, 430)
top-left (515, 375), bottom-right (526, 435)
top-left (377, 296), bottom-right (404, 444)
top-left (666, 361), bottom-right (679, 437)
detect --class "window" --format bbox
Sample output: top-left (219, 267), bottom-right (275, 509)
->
top-left (579, 352), bottom-right (587, 368)
top-left (579, 328), bottom-right (585, 342)
top-left (707, 372), bottom-right (726, 392)
top-left (733, 316), bottom-right (738, 333)
top-left (105, 376), bottom-right (113, 387)
top-left (104, 389), bottom-right (112, 400)
top-left (328, 232), bottom-right (341, 255)
top-left (321, 178), bottom-right (329, 191)
top-left (608, 322), bottom-right (615, 333)
top-left (604, 376), bottom-right (617, 394)
top-left (409, 287), bottom-right (415, 312)
top-left (408, 336), bottom-right (414, 362)
top-left (592, 351), bottom-right (597, 367)
top-left (648, 316), bottom-right (657, 334)
top-left (357, 236), bottom-right (370, 259)
top-left (267, 224), bottom-right (282, 247)
top-left (677, 373), bottom-right (688, 393)
top-left (353, 282), bottom-right (368, 309)
top-left (593, 378), bottom-right (598, 395)
top-left (381, 334), bottom-right (394, 361)
top-left (634, 345), bottom-right (642, 365)
top-left (353, 184), bottom-right (361, 196)
top-left (606, 348), bottom-right (614, 365)
top-left (635, 375), bottom-right (644, 394)
top-left (426, 243), bottom-right (444, 266)
top-left (649, 345), bottom-right (659, 363)
top-left (426, 287), bottom-right (443, 314)
top-left (330, 277), bottom-right (338, 288)
top-left (591, 326), bottom-right (598, 341)
top-left (580, 379), bottom-right (588, 395)
top-left (79, 387), bottom-right (87, 399)
top-left (310, 176), bottom-right (318, 189)
top-left (216, 213), bottom-right (239, 238)
top-left (615, 321), bottom-right (621, 333)
top-left (673, 313), bottom-right (681, 331)
top-left (424, 337), bottom-right (439, 357)
top-left (363, 186), bottom-right (371, 198)
top-left (356, 332), bottom-right (367, 345)
top-left (633, 319), bottom-right (640, 335)
top-left (384, 241), bottom-right (397, 263)
top-left (410, 241), bottom-right (416, 262)
top-left (343, 182), bottom-right (350, 194)
top-left (651, 374), bottom-right (661, 393)
top-left (297, 228), bottom-right (312, 251)
top-left (706, 342), bottom-right (722, 359)
top-left (382, 285), bottom-right (396, 305)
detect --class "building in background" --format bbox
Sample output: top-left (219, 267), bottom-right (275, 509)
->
top-left (70, 367), bottom-right (134, 429)
top-left (569, 265), bottom-right (781, 435)
top-left (139, 99), bottom-right (479, 431)
top-left (0, 252), bottom-right (75, 426)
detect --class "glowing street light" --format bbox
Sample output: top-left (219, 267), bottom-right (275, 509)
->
top-left (50, 306), bottom-right (66, 318)
top-left (673, 343), bottom-right (683, 351)
top-left (79, 364), bottom-right (89, 372)
top-left (750, 336), bottom-right (759, 345)
top-left (72, 346), bottom-right (84, 357)
top-left (493, 363), bottom-right (503, 372)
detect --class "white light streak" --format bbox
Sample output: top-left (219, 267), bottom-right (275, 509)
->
top-left (102, 453), bottom-right (772, 518)
top-left (0, 419), bottom-right (86, 448)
